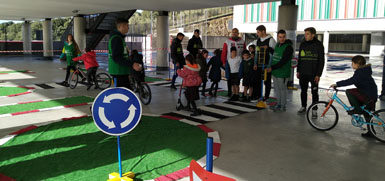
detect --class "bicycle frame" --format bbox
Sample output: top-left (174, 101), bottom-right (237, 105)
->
top-left (325, 90), bottom-right (384, 127)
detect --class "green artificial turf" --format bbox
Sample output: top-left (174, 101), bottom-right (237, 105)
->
top-left (0, 87), bottom-right (29, 96)
top-left (0, 70), bottom-right (30, 74)
top-left (0, 96), bottom-right (94, 115)
top-left (0, 116), bottom-right (206, 180)
top-left (144, 77), bottom-right (164, 83)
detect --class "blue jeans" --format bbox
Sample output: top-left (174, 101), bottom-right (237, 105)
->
top-left (171, 63), bottom-right (180, 86)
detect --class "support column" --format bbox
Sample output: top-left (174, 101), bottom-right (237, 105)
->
top-left (22, 21), bottom-right (32, 55)
top-left (278, 0), bottom-right (298, 87)
top-left (317, 34), bottom-right (322, 42)
top-left (362, 34), bottom-right (368, 52)
top-left (323, 31), bottom-right (330, 75)
top-left (74, 16), bottom-right (86, 52)
top-left (43, 18), bottom-right (53, 60)
top-left (156, 11), bottom-right (169, 70)
top-left (370, 32), bottom-right (385, 57)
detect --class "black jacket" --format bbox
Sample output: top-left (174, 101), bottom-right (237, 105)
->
top-left (110, 29), bottom-right (132, 67)
top-left (336, 64), bottom-right (378, 99)
top-left (207, 55), bottom-right (223, 82)
top-left (187, 36), bottom-right (203, 58)
top-left (297, 38), bottom-right (325, 76)
top-left (170, 38), bottom-right (185, 66)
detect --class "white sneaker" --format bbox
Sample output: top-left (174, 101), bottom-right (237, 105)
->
top-left (312, 109), bottom-right (318, 118)
top-left (297, 107), bottom-right (306, 115)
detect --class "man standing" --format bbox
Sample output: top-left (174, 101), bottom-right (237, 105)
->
top-left (252, 25), bottom-right (276, 101)
top-left (297, 27), bottom-right (325, 115)
top-left (187, 29), bottom-right (203, 58)
top-left (108, 18), bottom-right (141, 89)
top-left (170, 32), bottom-right (185, 89)
top-left (267, 29), bottom-right (293, 112)
top-left (379, 54), bottom-right (385, 101)
top-left (221, 28), bottom-right (246, 97)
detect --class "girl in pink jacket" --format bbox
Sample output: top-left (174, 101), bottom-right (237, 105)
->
top-left (177, 54), bottom-right (202, 116)
top-left (73, 47), bottom-right (99, 90)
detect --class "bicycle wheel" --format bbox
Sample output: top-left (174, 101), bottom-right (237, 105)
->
top-left (68, 71), bottom-right (78, 89)
top-left (139, 83), bottom-right (152, 105)
top-left (96, 73), bottom-right (112, 90)
top-left (369, 109), bottom-right (385, 143)
top-left (306, 101), bottom-right (339, 131)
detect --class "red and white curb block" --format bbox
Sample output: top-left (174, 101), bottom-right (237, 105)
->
top-left (0, 86), bottom-right (35, 98)
top-left (0, 102), bottom-right (93, 118)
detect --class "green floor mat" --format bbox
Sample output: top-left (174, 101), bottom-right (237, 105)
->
top-left (0, 116), bottom-right (206, 180)
top-left (0, 96), bottom-right (94, 115)
top-left (0, 87), bottom-right (29, 96)
top-left (144, 77), bottom-right (164, 83)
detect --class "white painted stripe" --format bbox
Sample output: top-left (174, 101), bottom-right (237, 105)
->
top-left (172, 110), bottom-right (219, 122)
top-left (208, 131), bottom-right (221, 144)
top-left (215, 102), bottom-right (256, 112)
top-left (39, 106), bottom-right (65, 111)
top-left (0, 114), bottom-right (12, 118)
top-left (178, 119), bottom-right (201, 126)
top-left (199, 106), bottom-right (238, 117)
top-left (160, 83), bottom-right (181, 87)
top-left (215, 103), bottom-right (257, 112)
top-left (0, 135), bottom-right (15, 146)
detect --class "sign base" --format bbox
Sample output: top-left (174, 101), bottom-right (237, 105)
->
top-left (108, 172), bottom-right (135, 181)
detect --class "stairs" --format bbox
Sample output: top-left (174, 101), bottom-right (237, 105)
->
top-left (61, 10), bottom-right (136, 50)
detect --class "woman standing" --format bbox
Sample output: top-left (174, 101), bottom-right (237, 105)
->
top-left (59, 34), bottom-right (81, 86)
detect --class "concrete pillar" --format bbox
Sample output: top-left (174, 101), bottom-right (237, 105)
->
top-left (43, 18), bottom-right (53, 59)
top-left (22, 21), bottom-right (32, 55)
top-left (369, 32), bottom-right (385, 57)
top-left (156, 11), bottom-right (169, 70)
top-left (74, 16), bottom-right (86, 52)
top-left (323, 31), bottom-right (330, 75)
top-left (362, 34), bottom-right (368, 52)
top-left (277, 2), bottom-right (298, 87)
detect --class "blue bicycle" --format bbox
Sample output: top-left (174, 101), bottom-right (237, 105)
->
top-left (306, 88), bottom-right (385, 143)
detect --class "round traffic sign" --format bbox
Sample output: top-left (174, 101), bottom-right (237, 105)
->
top-left (92, 87), bottom-right (142, 136)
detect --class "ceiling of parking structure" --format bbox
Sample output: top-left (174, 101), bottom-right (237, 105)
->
top-left (0, 0), bottom-right (277, 20)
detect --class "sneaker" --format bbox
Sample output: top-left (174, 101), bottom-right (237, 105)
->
top-left (347, 109), bottom-right (363, 115)
top-left (297, 107), bottom-right (306, 115)
top-left (241, 97), bottom-right (248, 102)
top-left (229, 95), bottom-right (235, 101)
top-left (233, 95), bottom-right (239, 101)
top-left (190, 110), bottom-right (201, 117)
top-left (274, 106), bottom-right (285, 113)
top-left (208, 91), bottom-right (213, 96)
top-left (246, 97), bottom-right (251, 103)
top-left (312, 109), bottom-right (318, 118)
top-left (170, 85), bottom-right (177, 90)
top-left (361, 132), bottom-right (375, 138)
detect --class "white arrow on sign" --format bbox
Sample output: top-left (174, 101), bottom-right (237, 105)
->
top-left (98, 107), bottom-right (116, 129)
top-left (120, 104), bottom-right (137, 128)
top-left (103, 93), bottom-right (129, 103)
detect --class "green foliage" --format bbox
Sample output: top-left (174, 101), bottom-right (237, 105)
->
top-left (0, 18), bottom-right (71, 41)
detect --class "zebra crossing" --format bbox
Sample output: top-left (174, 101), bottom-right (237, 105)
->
top-left (23, 82), bottom-right (87, 90)
top-left (161, 100), bottom-right (264, 125)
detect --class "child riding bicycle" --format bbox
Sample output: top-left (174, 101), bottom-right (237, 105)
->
top-left (73, 47), bottom-right (99, 90)
top-left (330, 55), bottom-right (378, 138)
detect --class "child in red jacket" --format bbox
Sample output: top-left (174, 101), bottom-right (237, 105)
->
top-left (73, 47), bottom-right (100, 90)
top-left (177, 54), bottom-right (202, 116)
